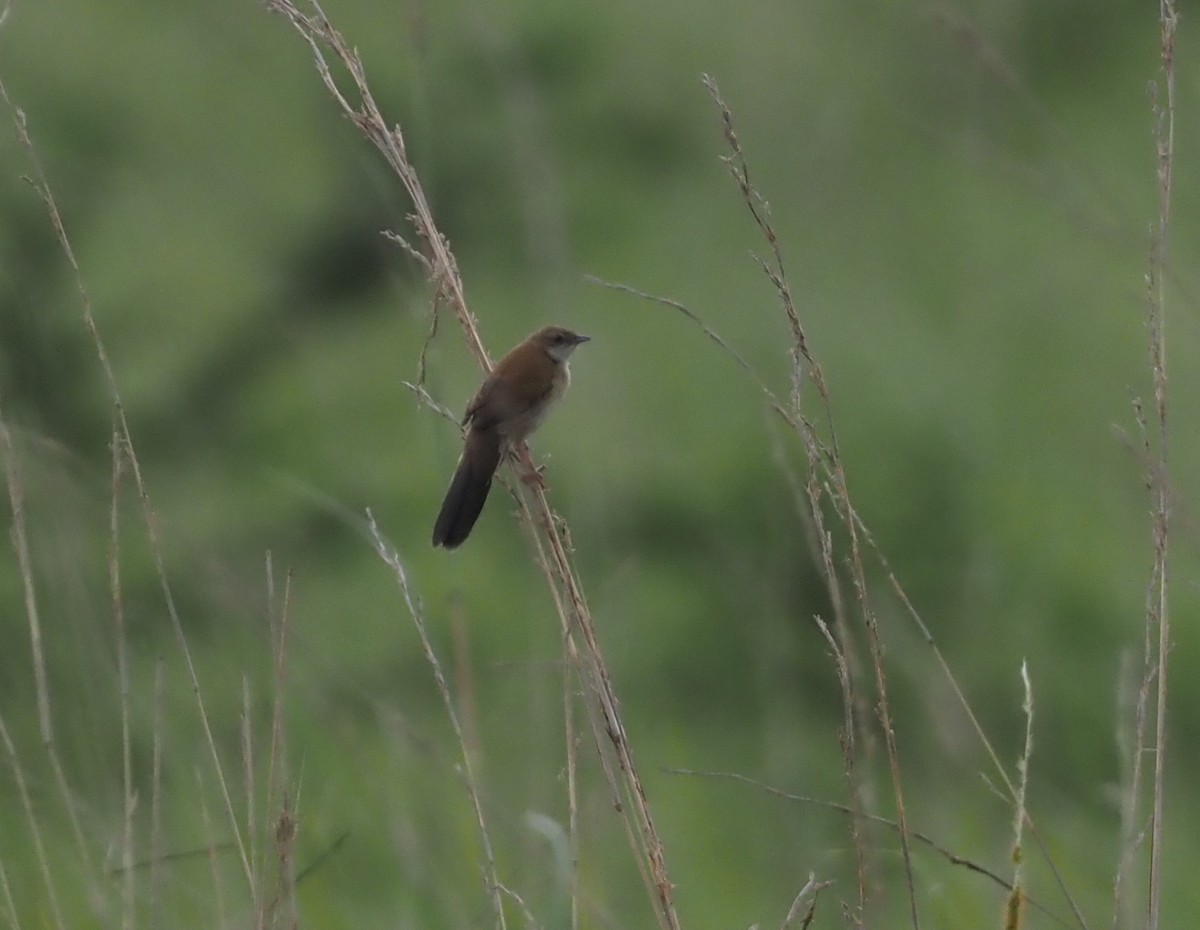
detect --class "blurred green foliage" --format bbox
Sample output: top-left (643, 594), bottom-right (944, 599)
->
top-left (2, 0), bottom-right (1199, 926)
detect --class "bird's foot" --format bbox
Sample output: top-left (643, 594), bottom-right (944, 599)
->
top-left (513, 444), bottom-right (547, 490)
top-left (520, 467), bottom-right (547, 490)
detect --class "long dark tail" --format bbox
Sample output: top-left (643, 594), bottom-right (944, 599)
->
top-left (432, 431), bottom-right (501, 548)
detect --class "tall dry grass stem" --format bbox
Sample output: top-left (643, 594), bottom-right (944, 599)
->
top-left (707, 73), bottom-right (920, 928)
top-left (367, 514), bottom-right (508, 930)
top-left (597, 72), bottom-right (927, 927)
top-left (813, 617), bottom-right (869, 922)
top-left (109, 426), bottom-right (136, 930)
top-left (593, 72), bottom-right (1116, 930)
top-left (1004, 663), bottom-right (1034, 930)
top-left (266, 3), bottom-right (681, 925)
top-left (1141, 5), bottom-right (1176, 928)
top-left (261, 562), bottom-right (297, 928)
top-left (7, 210), bottom-right (294, 923)
top-left (1, 69), bottom-right (257, 900)
top-left (150, 658), bottom-right (165, 927)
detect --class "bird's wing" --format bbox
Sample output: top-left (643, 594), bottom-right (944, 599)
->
top-left (465, 351), bottom-right (557, 432)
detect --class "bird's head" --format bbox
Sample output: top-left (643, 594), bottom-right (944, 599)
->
top-left (534, 325), bottom-right (591, 363)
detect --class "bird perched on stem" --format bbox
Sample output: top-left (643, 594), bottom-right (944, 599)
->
top-left (432, 325), bottom-right (590, 549)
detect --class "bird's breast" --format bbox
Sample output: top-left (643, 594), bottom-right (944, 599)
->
top-left (503, 361), bottom-right (569, 441)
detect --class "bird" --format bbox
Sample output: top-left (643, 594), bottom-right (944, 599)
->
top-left (432, 325), bottom-right (590, 549)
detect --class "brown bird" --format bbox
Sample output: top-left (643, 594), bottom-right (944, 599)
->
top-left (432, 325), bottom-right (590, 549)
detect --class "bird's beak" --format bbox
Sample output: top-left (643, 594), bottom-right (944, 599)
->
top-left (573, 334), bottom-right (591, 344)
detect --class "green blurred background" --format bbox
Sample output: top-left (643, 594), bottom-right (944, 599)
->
top-left (2, 0), bottom-right (1198, 926)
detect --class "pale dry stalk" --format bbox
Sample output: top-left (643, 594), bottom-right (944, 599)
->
top-left (267, 4), bottom-right (681, 926)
